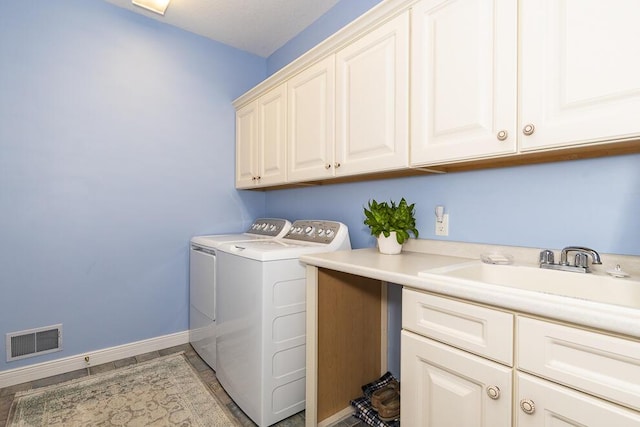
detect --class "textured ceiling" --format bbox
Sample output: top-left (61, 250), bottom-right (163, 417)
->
top-left (104, 0), bottom-right (340, 57)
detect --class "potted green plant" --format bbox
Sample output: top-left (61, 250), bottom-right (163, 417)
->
top-left (364, 198), bottom-right (419, 254)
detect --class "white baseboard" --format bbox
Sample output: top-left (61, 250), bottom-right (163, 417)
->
top-left (0, 330), bottom-right (190, 388)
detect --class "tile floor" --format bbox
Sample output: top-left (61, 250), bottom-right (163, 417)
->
top-left (0, 343), bottom-right (364, 427)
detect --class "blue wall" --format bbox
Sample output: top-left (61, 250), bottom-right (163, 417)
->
top-left (265, 155), bottom-right (640, 255)
top-left (0, 0), bottom-right (266, 371)
top-left (267, 0), bottom-right (383, 75)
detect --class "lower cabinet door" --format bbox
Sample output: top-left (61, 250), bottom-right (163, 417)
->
top-left (517, 372), bottom-right (640, 427)
top-left (401, 330), bottom-right (512, 427)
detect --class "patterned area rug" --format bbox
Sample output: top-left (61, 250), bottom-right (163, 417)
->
top-left (6, 352), bottom-right (238, 426)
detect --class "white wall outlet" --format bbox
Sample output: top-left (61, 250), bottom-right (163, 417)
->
top-left (435, 214), bottom-right (449, 236)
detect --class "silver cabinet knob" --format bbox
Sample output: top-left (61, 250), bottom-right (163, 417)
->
top-left (334, 162), bottom-right (341, 168)
top-left (522, 124), bottom-right (535, 136)
top-left (520, 399), bottom-right (535, 415)
top-left (496, 130), bottom-right (508, 141)
top-left (252, 176), bottom-right (257, 181)
top-left (486, 386), bottom-right (500, 400)
top-left (325, 164), bottom-right (331, 169)
top-left (256, 176), bottom-right (261, 180)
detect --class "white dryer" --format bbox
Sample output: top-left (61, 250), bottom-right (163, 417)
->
top-left (189, 218), bottom-right (291, 370)
top-left (215, 220), bottom-right (350, 427)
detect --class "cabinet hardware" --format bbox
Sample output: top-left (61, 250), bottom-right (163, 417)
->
top-left (497, 130), bottom-right (508, 141)
top-left (522, 124), bottom-right (535, 136)
top-left (334, 162), bottom-right (341, 168)
top-left (520, 398), bottom-right (535, 414)
top-left (325, 164), bottom-right (331, 169)
top-left (486, 386), bottom-right (501, 400)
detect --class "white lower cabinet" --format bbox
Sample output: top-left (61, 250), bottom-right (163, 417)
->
top-left (401, 289), bottom-right (640, 426)
top-left (516, 372), bottom-right (640, 426)
top-left (401, 330), bottom-right (512, 426)
top-left (515, 316), bottom-right (640, 426)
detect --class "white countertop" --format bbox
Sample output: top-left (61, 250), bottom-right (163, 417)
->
top-left (301, 246), bottom-right (640, 339)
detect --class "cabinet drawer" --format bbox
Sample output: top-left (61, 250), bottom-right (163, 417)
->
top-left (518, 316), bottom-right (640, 411)
top-left (403, 289), bottom-right (513, 365)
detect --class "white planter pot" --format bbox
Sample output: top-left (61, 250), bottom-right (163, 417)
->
top-left (377, 232), bottom-right (403, 255)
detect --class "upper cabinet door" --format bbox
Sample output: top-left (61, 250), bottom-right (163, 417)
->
top-left (410, 0), bottom-right (517, 165)
top-left (236, 85), bottom-right (287, 189)
top-left (256, 84), bottom-right (287, 187)
top-left (519, 0), bottom-right (640, 151)
top-left (236, 101), bottom-right (258, 188)
top-left (287, 56), bottom-right (336, 183)
top-left (335, 11), bottom-right (410, 176)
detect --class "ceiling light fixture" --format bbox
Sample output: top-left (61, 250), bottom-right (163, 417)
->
top-left (132, 0), bottom-right (171, 16)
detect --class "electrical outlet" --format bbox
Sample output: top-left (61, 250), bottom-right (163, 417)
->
top-left (435, 214), bottom-right (449, 236)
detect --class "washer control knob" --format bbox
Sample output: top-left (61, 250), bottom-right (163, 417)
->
top-left (305, 226), bottom-right (314, 235)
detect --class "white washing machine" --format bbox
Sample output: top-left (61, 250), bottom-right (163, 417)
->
top-left (215, 220), bottom-right (351, 427)
top-left (189, 218), bottom-right (291, 370)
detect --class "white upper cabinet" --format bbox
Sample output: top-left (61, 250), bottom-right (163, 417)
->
top-left (236, 84), bottom-right (287, 188)
top-left (410, 0), bottom-right (517, 165)
top-left (287, 56), bottom-right (335, 183)
top-left (335, 11), bottom-right (410, 175)
top-left (235, 0), bottom-right (640, 189)
top-left (519, 0), bottom-right (640, 151)
top-left (288, 12), bottom-right (410, 183)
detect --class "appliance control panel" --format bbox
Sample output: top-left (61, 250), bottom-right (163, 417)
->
top-left (246, 218), bottom-right (291, 237)
top-left (283, 220), bottom-right (345, 244)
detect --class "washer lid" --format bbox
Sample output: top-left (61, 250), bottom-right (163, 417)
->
top-left (190, 218), bottom-right (292, 249)
top-left (216, 220), bottom-right (350, 261)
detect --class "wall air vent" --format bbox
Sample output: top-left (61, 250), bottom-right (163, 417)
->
top-left (6, 324), bottom-right (63, 362)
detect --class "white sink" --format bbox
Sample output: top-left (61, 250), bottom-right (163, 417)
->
top-left (419, 262), bottom-right (640, 309)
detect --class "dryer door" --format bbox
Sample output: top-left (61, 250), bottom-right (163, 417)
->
top-left (189, 247), bottom-right (216, 369)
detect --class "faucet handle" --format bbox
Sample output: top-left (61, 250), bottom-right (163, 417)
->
top-left (574, 252), bottom-right (590, 269)
top-left (539, 249), bottom-right (554, 265)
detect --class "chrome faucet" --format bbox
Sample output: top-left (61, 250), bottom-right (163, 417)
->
top-left (560, 246), bottom-right (602, 266)
top-left (539, 246), bottom-right (602, 273)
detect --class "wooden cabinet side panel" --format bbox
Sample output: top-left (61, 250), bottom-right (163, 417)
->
top-left (317, 269), bottom-right (383, 422)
